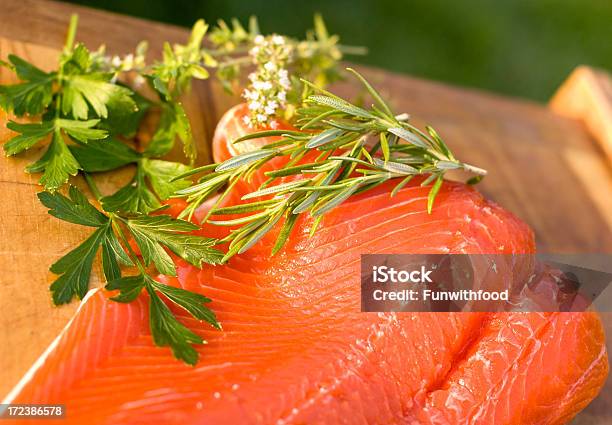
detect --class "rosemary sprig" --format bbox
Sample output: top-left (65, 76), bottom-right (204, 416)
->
top-left (174, 69), bottom-right (486, 260)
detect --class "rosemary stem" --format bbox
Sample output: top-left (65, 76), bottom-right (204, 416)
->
top-left (462, 163), bottom-right (488, 176)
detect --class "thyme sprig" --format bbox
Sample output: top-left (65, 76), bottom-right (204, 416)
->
top-left (174, 69), bottom-right (486, 260)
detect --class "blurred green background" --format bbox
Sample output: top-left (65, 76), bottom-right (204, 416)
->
top-left (66, 0), bottom-right (612, 102)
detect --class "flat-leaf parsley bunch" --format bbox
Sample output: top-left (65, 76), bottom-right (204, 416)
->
top-left (0, 14), bottom-right (360, 364)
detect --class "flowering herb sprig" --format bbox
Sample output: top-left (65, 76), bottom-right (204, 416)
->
top-left (242, 34), bottom-right (292, 128)
top-left (174, 69), bottom-right (487, 260)
top-left (206, 14), bottom-right (366, 127)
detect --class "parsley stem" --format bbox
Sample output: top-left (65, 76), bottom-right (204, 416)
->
top-left (111, 218), bottom-right (147, 275)
top-left (83, 173), bottom-right (103, 201)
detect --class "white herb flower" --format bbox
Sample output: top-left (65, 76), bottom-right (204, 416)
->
top-left (248, 101), bottom-right (262, 111)
top-left (241, 34), bottom-right (294, 128)
top-left (279, 76), bottom-right (291, 89)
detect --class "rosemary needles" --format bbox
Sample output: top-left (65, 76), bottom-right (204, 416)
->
top-left (174, 68), bottom-right (487, 260)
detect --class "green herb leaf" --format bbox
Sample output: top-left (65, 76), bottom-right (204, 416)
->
top-left (4, 121), bottom-right (54, 156)
top-left (307, 94), bottom-right (375, 119)
top-left (62, 73), bottom-right (136, 120)
top-left (427, 174), bottom-right (444, 214)
top-left (39, 186), bottom-right (135, 301)
top-left (379, 132), bottom-right (390, 163)
top-left (101, 232), bottom-right (122, 281)
top-left (127, 214), bottom-right (222, 275)
top-left (106, 274), bottom-right (145, 303)
top-left (216, 149), bottom-right (276, 172)
top-left (388, 127), bottom-right (429, 149)
top-left (99, 85), bottom-right (149, 136)
top-left (151, 280), bottom-right (219, 328)
top-left (147, 284), bottom-right (203, 366)
top-left (101, 178), bottom-right (161, 214)
top-left (49, 225), bottom-right (107, 304)
top-left (142, 158), bottom-right (192, 200)
top-left (29, 131), bottom-right (81, 191)
top-left (146, 102), bottom-right (193, 160)
top-left (38, 185), bottom-right (107, 227)
top-left (70, 137), bottom-right (141, 172)
top-left (0, 55), bottom-right (54, 116)
top-left (57, 118), bottom-right (108, 142)
top-left (271, 212), bottom-right (298, 255)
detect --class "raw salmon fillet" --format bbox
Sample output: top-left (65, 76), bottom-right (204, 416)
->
top-left (3, 105), bottom-right (608, 424)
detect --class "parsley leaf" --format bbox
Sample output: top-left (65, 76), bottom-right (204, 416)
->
top-left (4, 121), bottom-right (54, 156)
top-left (59, 43), bottom-right (139, 121)
top-left (7, 121), bottom-right (110, 191)
top-left (126, 214), bottom-right (223, 276)
top-left (101, 230), bottom-right (130, 281)
top-left (38, 185), bottom-right (107, 226)
top-left (38, 186), bottom-right (132, 304)
top-left (99, 89), bottom-right (150, 137)
top-left (146, 102), bottom-right (194, 161)
top-left (5, 118), bottom-right (106, 158)
top-left (141, 158), bottom-right (191, 200)
top-left (106, 274), bottom-right (145, 303)
top-left (49, 225), bottom-right (108, 304)
top-left (62, 73), bottom-right (136, 120)
top-left (70, 137), bottom-right (141, 172)
top-left (151, 279), bottom-right (220, 329)
top-left (28, 131), bottom-right (81, 191)
top-left (0, 55), bottom-right (55, 116)
top-left (146, 284), bottom-right (203, 365)
top-left (100, 159), bottom-right (192, 214)
top-left (106, 273), bottom-right (219, 365)
top-left (57, 118), bottom-right (108, 142)
top-left (101, 171), bottom-right (161, 214)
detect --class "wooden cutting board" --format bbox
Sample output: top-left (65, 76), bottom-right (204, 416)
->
top-left (1, 0), bottom-right (611, 421)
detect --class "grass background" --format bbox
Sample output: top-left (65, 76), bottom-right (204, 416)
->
top-left (66, 0), bottom-right (612, 102)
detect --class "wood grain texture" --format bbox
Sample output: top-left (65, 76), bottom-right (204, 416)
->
top-left (0, 0), bottom-right (610, 421)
